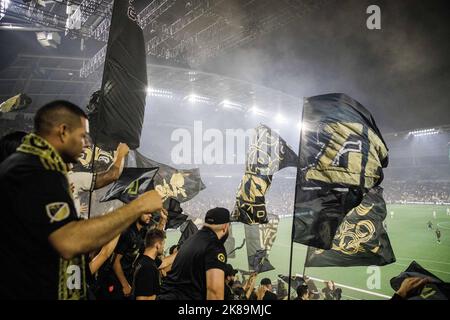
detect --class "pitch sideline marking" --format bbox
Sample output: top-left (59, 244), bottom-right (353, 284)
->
top-left (305, 276), bottom-right (391, 299)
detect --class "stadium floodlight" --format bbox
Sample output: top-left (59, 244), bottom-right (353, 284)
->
top-left (275, 113), bottom-right (286, 123)
top-left (0, 0), bottom-right (10, 21)
top-left (147, 87), bottom-right (173, 98)
top-left (220, 99), bottom-right (243, 111)
top-left (36, 31), bottom-right (61, 48)
top-left (408, 128), bottom-right (439, 137)
top-left (185, 94), bottom-right (210, 104)
top-left (249, 106), bottom-right (266, 116)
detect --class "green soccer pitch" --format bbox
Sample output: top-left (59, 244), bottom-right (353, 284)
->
top-left (165, 204), bottom-right (450, 300)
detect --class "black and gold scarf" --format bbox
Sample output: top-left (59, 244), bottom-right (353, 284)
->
top-left (17, 133), bottom-right (68, 174)
top-left (17, 133), bottom-right (87, 300)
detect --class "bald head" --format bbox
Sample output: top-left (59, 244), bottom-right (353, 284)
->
top-left (203, 222), bottom-right (230, 241)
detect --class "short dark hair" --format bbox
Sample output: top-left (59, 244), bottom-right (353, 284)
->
top-left (296, 284), bottom-right (308, 297)
top-left (34, 100), bottom-right (87, 135)
top-left (0, 131), bottom-right (27, 163)
top-left (260, 278), bottom-right (272, 286)
top-left (145, 229), bottom-right (166, 248)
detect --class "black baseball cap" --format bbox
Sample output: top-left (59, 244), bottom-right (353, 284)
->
top-left (225, 264), bottom-right (238, 277)
top-left (260, 278), bottom-right (272, 286)
top-left (204, 207), bottom-right (230, 225)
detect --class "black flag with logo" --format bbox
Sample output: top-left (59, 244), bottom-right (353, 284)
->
top-left (89, 0), bottom-right (147, 150)
top-left (233, 125), bottom-right (298, 224)
top-left (100, 167), bottom-right (158, 203)
top-left (305, 186), bottom-right (395, 267)
top-left (293, 93), bottom-right (389, 249)
top-left (244, 214), bottom-right (279, 273)
top-left (390, 261), bottom-right (450, 300)
top-left (135, 151), bottom-right (206, 204)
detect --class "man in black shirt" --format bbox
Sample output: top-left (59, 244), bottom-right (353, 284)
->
top-left (133, 229), bottom-right (166, 300)
top-left (224, 264), bottom-right (238, 300)
top-left (111, 213), bottom-right (152, 299)
top-left (158, 207), bottom-right (230, 300)
top-left (259, 278), bottom-right (277, 300)
top-left (0, 101), bottom-right (162, 299)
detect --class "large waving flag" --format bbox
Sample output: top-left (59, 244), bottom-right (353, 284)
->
top-left (293, 93), bottom-right (389, 249)
top-left (245, 214), bottom-right (280, 273)
top-left (89, 0), bottom-right (147, 150)
top-left (233, 125), bottom-right (297, 224)
top-left (135, 151), bottom-right (206, 204)
top-left (305, 187), bottom-right (395, 267)
top-left (390, 261), bottom-right (450, 300)
top-left (100, 167), bottom-right (158, 203)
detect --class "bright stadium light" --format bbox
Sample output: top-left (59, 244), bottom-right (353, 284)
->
top-left (249, 106), bottom-right (265, 116)
top-left (275, 113), bottom-right (286, 123)
top-left (185, 94), bottom-right (210, 104)
top-left (147, 87), bottom-right (173, 98)
top-left (0, 0), bottom-right (10, 21)
top-left (220, 99), bottom-right (243, 110)
top-left (297, 121), bottom-right (303, 130)
top-left (408, 128), bottom-right (439, 137)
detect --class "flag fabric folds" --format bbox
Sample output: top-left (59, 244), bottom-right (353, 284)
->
top-left (100, 167), bottom-right (158, 203)
top-left (390, 261), bottom-right (450, 300)
top-left (305, 186), bottom-right (395, 267)
top-left (177, 220), bottom-right (198, 247)
top-left (135, 150), bottom-right (206, 204)
top-left (293, 93), bottom-right (389, 249)
top-left (164, 198), bottom-right (188, 229)
top-left (233, 125), bottom-right (297, 224)
top-left (89, 0), bottom-right (147, 150)
top-left (0, 94), bottom-right (32, 113)
top-left (245, 214), bottom-right (280, 273)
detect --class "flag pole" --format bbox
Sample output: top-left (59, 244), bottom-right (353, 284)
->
top-left (288, 98), bottom-right (306, 300)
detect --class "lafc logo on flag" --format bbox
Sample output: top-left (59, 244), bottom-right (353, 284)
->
top-left (46, 202), bottom-right (70, 223)
top-left (125, 180), bottom-right (139, 195)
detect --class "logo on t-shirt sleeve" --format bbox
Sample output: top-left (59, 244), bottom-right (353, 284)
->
top-left (217, 253), bottom-right (226, 263)
top-left (46, 202), bottom-right (70, 223)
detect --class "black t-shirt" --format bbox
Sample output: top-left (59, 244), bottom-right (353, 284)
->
top-left (159, 227), bottom-right (227, 300)
top-left (224, 283), bottom-right (235, 300)
top-left (133, 255), bottom-right (160, 298)
top-left (263, 291), bottom-right (278, 300)
top-left (114, 223), bottom-right (147, 283)
top-left (0, 153), bottom-right (87, 300)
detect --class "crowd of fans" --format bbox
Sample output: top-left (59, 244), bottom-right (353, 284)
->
top-left (384, 181), bottom-right (450, 204)
top-left (0, 101), bottom-right (446, 301)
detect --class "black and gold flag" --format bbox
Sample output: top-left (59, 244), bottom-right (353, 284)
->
top-left (233, 125), bottom-right (297, 224)
top-left (245, 214), bottom-right (280, 273)
top-left (135, 151), bottom-right (206, 204)
top-left (305, 186), bottom-right (395, 267)
top-left (100, 167), bottom-right (158, 203)
top-left (293, 93), bottom-right (389, 249)
top-left (390, 261), bottom-right (450, 300)
top-left (89, 0), bottom-right (147, 150)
